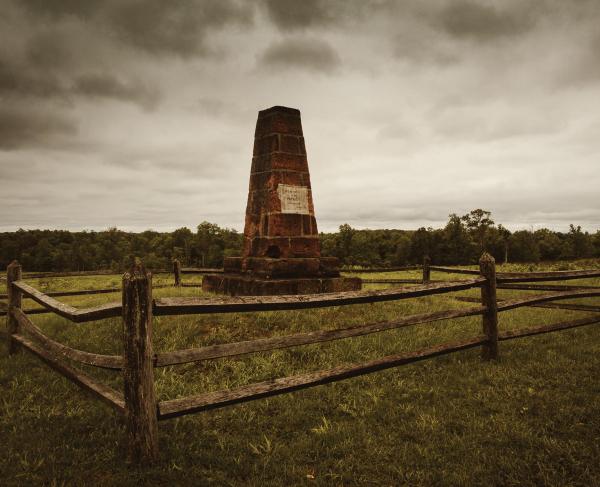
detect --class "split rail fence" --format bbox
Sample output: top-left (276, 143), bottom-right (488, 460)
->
top-left (3, 255), bottom-right (600, 464)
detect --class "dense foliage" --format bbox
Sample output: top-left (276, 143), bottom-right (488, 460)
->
top-left (324, 210), bottom-right (600, 267)
top-left (1, 210), bottom-right (599, 271)
top-left (0, 222), bottom-right (243, 272)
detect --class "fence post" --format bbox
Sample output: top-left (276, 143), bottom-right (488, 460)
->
top-left (122, 260), bottom-right (159, 464)
top-left (173, 258), bottom-right (181, 287)
top-left (422, 255), bottom-right (431, 284)
top-left (479, 252), bottom-right (499, 360)
top-left (6, 261), bottom-right (22, 355)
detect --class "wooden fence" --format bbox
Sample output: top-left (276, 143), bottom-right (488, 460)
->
top-left (3, 254), bottom-right (600, 464)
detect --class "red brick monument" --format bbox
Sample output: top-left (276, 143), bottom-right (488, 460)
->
top-left (202, 106), bottom-right (361, 296)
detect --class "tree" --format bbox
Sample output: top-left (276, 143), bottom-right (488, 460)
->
top-left (337, 224), bottom-right (355, 264)
top-left (565, 224), bottom-right (593, 259)
top-left (593, 231), bottom-right (600, 258)
top-left (509, 230), bottom-right (540, 262)
top-left (497, 224), bottom-right (511, 264)
top-left (409, 227), bottom-right (432, 263)
top-left (0, 219), bottom-right (597, 272)
top-left (462, 209), bottom-right (495, 252)
top-left (439, 214), bottom-right (474, 264)
top-left (535, 228), bottom-right (562, 261)
top-left (393, 234), bottom-right (411, 265)
top-left (172, 227), bottom-right (193, 264)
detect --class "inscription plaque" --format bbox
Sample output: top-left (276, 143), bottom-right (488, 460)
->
top-left (277, 184), bottom-right (310, 214)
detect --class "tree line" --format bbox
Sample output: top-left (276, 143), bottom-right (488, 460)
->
top-left (0, 222), bottom-right (242, 272)
top-left (324, 210), bottom-right (600, 267)
top-left (1, 210), bottom-right (599, 272)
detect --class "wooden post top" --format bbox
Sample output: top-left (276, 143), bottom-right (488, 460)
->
top-left (479, 252), bottom-right (495, 266)
top-left (123, 260), bottom-right (150, 280)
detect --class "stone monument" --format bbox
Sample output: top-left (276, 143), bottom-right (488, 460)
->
top-left (202, 106), bottom-right (362, 296)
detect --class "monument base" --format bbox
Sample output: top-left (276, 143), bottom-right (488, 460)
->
top-left (202, 273), bottom-right (362, 296)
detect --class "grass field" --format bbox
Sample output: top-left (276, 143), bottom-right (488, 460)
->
top-left (1, 261), bottom-right (599, 486)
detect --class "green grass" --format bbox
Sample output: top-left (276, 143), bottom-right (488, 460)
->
top-left (1, 262), bottom-right (599, 486)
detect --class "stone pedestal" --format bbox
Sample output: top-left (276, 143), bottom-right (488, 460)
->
top-left (202, 106), bottom-right (361, 296)
top-left (203, 273), bottom-right (361, 296)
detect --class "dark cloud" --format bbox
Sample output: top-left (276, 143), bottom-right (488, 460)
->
top-left (259, 37), bottom-right (341, 73)
top-left (0, 106), bottom-right (77, 150)
top-left (262, 0), bottom-right (341, 30)
top-left (19, 0), bottom-right (104, 19)
top-left (0, 59), bottom-right (160, 110)
top-left (261, 0), bottom-right (382, 31)
top-left (0, 59), bottom-right (64, 99)
top-left (20, 0), bottom-right (254, 58)
top-left (437, 1), bottom-right (536, 41)
top-left (109, 0), bottom-right (253, 57)
top-left (73, 73), bottom-right (160, 110)
top-left (557, 32), bottom-right (600, 86)
top-left (25, 30), bottom-right (76, 70)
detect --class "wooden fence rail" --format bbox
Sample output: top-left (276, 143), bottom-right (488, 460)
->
top-left (12, 280), bottom-right (120, 322)
top-left (0, 283), bottom-right (176, 301)
top-left (12, 307), bottom-right (122, 369)
top-left (340, 265), bottom-right (421, 273)
top-left (11, 333), bottom-right (126, 414)
top-left (453, 295), bottom-right (600, 313)
top-left (361, 278), bottom-right (441, 284)
top-left (3, 254), bottom-right (600, 464)
top-left (154, 278), bottom-right (484, 315)
top-left (157, 335), bottom-right (488, 420)
top-left (496, 269), bottom-right (600, 283)
top-left (497, 283), bottom-right (600, 292)
top-left (154, 305), bottom-right (486, 367)
top-left (19, 269), bottom-right (171, 279)
top-left (429, 266), bottom-right (480, 275)
top-left (181, 267), bottom-right (224, 274)
top-left (429, 265), bottom-right (600, 283)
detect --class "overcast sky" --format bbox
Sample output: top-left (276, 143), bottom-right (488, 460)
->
top-left (1, 0), bottom-right (599, 233)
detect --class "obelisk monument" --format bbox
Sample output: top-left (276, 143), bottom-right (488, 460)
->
top-left (203, 106), bottom-right (361, 295)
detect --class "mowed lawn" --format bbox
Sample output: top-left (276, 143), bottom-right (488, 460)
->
top-left (1, 262), bottom-right (599, 486)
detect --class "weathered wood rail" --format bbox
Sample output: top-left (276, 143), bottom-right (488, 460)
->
top-left (11, 334), bottom-right (126, 414)
top-left (3, 254), bottom-right (600, 464)
top-left (157, 335), bottom-right (488, 420)
top-left (340, 265), bottom-right (420, 273)
top-left (181, 267), bottom-right (224, 274)
top-left (153, 278), bottom-right (484, 315)
top-left (0, 262), bottom-right (201, 318)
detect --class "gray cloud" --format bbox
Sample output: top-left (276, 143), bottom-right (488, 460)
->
top-left (73, 74), bottom-right (160, 110)
top-left (262, 0), bottom-right (343, 30)
top-left (0, 59), bottom-right (64, 99)
top-left (393, 31), bottom-right (459, 65)
top-left (259, 37), bottom-right (341, 73)
top-left (0, 106), bottom-right (77, 150)
top-left (556, 31), bottom-right (600, 87)
top-left (0, 58), bottom-right (160, 110)
top-left (436, 1), bottom-right (537, 42)
top-left (19, 0), bottom-right (254, 58)
top-left (261, 0), bottom-right (392, 33)
top-left (18, 0), bottom-right (104, 19)
top-left (109, 0), bottom-right (253, 57)
top-left (25, 30), bottom-right (77, 70)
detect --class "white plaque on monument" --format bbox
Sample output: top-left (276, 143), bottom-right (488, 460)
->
top-left (277, 184), bottom-right (310, 214)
